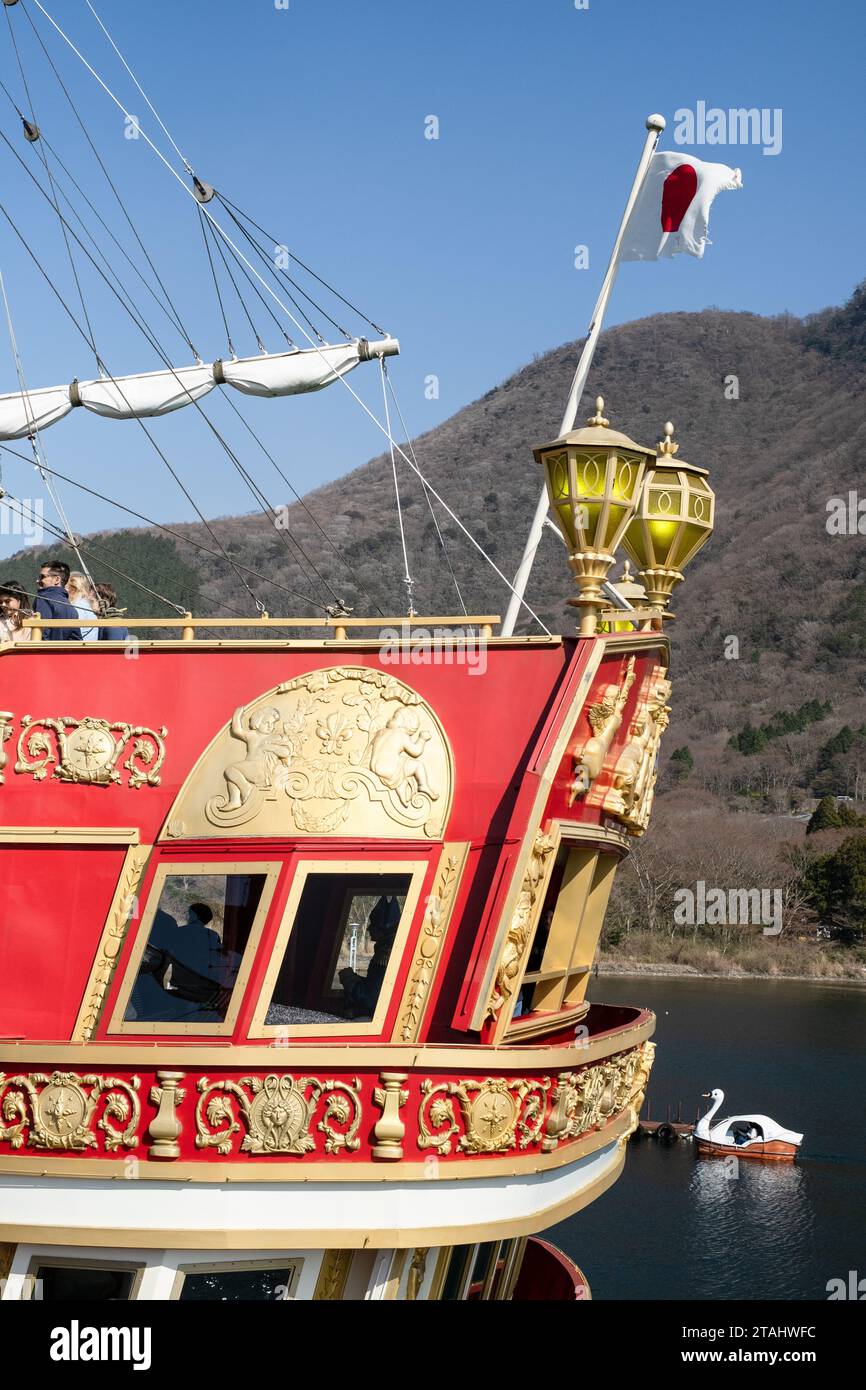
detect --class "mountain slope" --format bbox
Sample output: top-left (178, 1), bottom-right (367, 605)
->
top-left (8, 283), bottom-right (866, 804)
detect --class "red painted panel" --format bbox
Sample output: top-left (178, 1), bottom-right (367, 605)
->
top-left (0, 645), bottom-right (569, 846)
top-left (0, 844), bottom-right (125, 1039)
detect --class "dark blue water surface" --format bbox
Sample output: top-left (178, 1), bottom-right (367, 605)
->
top-left (550, 975), bottom-right (866, 1300)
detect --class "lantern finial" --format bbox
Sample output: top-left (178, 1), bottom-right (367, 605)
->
top-left (587, 396), bottom-right (609, 428)
top-left (658, 422), bottom-right (678, 456)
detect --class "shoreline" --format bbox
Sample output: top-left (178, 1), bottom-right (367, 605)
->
top-left (597, 961), bottom-right (866, 984)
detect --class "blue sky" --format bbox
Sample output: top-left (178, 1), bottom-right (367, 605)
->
top-left (0, 0), bottom-right (864, 562)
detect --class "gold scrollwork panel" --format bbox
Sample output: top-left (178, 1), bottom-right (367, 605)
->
top-left (195, 1073), bottom-right (363, 1156)
top-left (162, 666), bottom-right (454, 841)
top-left (0, 1071), bottom-right (141, 1152)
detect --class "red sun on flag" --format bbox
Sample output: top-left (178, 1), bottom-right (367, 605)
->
top-left (660, 164), bottom-right (698, 232)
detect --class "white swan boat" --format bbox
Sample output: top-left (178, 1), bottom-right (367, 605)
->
top-left (695, 1089), bottom-right (802, 1162)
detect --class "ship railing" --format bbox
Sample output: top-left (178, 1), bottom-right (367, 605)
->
top-left (19, 614), bottom-right (501, 642)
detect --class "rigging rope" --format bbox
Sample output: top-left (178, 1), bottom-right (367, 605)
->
top-left (1, 488), bottom-right (189, 614)
top-left (0, 262), bottom-right (97, 594)
top-left (0, 131), bottom-right (340, 611)
top-left (0, 114), bottom-right (363, 612)
top-left (0, 185), bottom-right (267, 615)
top-left (216, 191), bottom-right (386, 338)
top-left (17, 0), bottom-right (198, 355)
top-left (384, 368), bottom-right (468, 617)
top-left (380, 359), bottom-right (414, 616)
top-left (3, 2), bottom-right (100, 372)
top-left (198, 204), bottom-right (236, 358)
top-left (24, 0), bottom-right (550, 630)
top-left (0, 440), bottom-right (352, 614)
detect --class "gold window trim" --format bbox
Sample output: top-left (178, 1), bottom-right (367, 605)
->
top-left (170, 1256), bottom-right (303, 1301)
top-left (107, 860), bottom-right (281, 1037)
top-left (502, 824), bottom-right (622, 1038)
top-left (248, 858), bottom-right (427, 1039)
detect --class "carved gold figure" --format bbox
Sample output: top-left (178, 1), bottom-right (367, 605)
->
top-left (569, 655), bottom-right (635, 802)
top-left (485, 831), bottom-right (555, 1023)
top-left (169, 666), bottom-right (452, 840)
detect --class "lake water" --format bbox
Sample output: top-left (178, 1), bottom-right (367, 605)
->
top-left (550, 976), bottom-right (866, 1301)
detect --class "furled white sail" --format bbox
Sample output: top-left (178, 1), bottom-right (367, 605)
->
top-left (0, 385), bottom-right (73, 440)
top-left (219, 341), bottom-right (389, 397)
top-left (0, 337), bottom-right (399, 441)
top-left (76, 363), bottom-right (216, 419)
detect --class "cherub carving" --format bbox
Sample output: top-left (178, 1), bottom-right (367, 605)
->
top-left (569, 655), bottom-right (635, 802)
top-left (367, 707), bottom-right (439, 808)
top-left (606, 677), bottom-right (671, 827)
top-left (219, 706), bottom-right (296, 811)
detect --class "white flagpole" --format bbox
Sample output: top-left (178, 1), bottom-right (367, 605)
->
top-left (501, 113), bottom-right (666, 636)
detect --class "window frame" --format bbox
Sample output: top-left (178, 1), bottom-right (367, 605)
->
top-left (248, 857), bottom-right (427, 1039)
top-left (23, 1254), bottom-right (145, 1302)
top-left (504, 823), bottom-right (622, 1038)
top-left (107, 859), bottom-right (281, 1036)
top-left (170, 1257), bottom-right (302, 1302)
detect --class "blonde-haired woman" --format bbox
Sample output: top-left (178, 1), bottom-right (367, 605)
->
top-left (67, 571), bottom-right (99, 643)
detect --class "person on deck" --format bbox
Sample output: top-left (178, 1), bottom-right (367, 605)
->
top-left (67, 571), bottom-right (100, 643)
top-left (34, 561), bottom-right (81, 641)
top-left (94, 581), bottom-right (129, 642)
top-left (0, 580), bottom-right (33, 643)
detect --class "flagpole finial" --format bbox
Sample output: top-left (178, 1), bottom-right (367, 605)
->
top-left (658, 421), bottom-right (678, 456)
top-left (646, 113), bottom-right (666, 132)
top-left (587, 396), bottom-right (609, 428)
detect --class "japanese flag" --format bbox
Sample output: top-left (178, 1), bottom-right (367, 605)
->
top-left (620, 151), bottom-right (742, 261)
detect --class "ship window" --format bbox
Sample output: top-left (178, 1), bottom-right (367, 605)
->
top-left (266, 872), bottom-right (410, 1025)
top-left (175, 1260), bottom-right (300, 1301)
top-left (110, 862), bottom-right (278, 1035)
top-left (508, 843), bottom-right (618, 1028)
top-left (26, 1261), bottom-right (139, 1301)
top-left (251, 860), bottom-right (426, 1036)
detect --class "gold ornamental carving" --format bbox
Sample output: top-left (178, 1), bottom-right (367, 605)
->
top-left (195, 1073), bottom-right (363, 1156)
top-left (313, 1249), bottom-right (353, 1301)
top-left (0, 1071), bottom-right (141, 1152)
top-left (14, 715), bottom-right (167, 788)
top-left (0, 710), bottom-right (12, 785)
top-left (147, 1071), bottom-right (186, 1161)
top-left (542, 1042), bottom-right (656, 1151)
top-left (406, 1248), bottom-right (429, 1300)
top-left (372, 1072), bottom-right (409, 1160)
top-left (484, 831), bottom-right (556, 1024)
top-left (418, 1076), bottom-right (550, 1156)
top-left (394, 845), bottom-right (467, 1043)
top-left (73, 844), bottom-right (150, 1042)
top-left (600, 668), bottom-right (671, 834)
top-left (165, 666), bottom-right (453, 841)
top-left (568, 655), bottom-right (635, 803)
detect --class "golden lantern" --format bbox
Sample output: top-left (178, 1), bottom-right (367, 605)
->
top-left (533, 397), bottom-right (654, 635)
top-left (621, 421), bottom-right (715, 611)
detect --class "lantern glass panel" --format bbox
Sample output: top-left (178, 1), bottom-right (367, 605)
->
top-left (574, 452), bottom-right (608, 497)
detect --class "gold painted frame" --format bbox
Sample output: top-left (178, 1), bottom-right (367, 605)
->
top-left (248, 858), bottom-right (427, 1038)
top-left (502, 821), bottom-right (623, 1038)
top-left (107, 860), bottom-right (281, 1037)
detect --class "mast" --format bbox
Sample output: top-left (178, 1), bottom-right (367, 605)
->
top-left (501, 114), bottom-right (666, 636)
